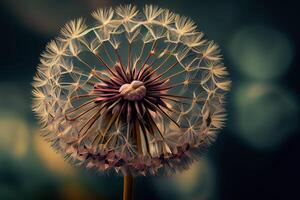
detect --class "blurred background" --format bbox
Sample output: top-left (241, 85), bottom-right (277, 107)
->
top-left (0, 0), bottom-right (299, 199)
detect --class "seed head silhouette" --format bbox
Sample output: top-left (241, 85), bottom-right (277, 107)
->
top-left (33, 5), bottom-right (230, 176)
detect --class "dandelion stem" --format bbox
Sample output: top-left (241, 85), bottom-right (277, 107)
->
top-left (134, 119), bottom-right (143, 154)
top-left (123, 175), bottom-right (134, 200)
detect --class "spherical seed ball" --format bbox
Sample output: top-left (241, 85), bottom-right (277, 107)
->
top-left (32, 5), bottom-right (230, 176)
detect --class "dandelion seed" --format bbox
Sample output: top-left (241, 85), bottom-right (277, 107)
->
top-left (32, 5), bottom-right (230, 179)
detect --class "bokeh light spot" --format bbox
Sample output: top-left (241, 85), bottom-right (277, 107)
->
top-left (0, 114), bottom-right (29, 158)
top-left (231, 82), bottom-right (298, 150)
top-left (229, 25), bottom-right (293, 80)
top-left (153, 159), bottom-right (216, 200)
top-left (33, 129), bottom-right (76, 177)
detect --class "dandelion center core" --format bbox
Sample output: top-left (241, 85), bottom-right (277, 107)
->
top-left (119, 80), bottom-right (146, 101)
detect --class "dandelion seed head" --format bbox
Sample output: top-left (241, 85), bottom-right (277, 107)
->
top-left (32, 5), bottom-right (230, 176)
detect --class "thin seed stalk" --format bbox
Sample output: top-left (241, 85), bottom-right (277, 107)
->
top-left (123, 175), bottom-right (134, 200)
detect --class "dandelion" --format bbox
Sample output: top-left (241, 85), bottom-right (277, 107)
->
top-left (32, 4), bottom-right (230, 200)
